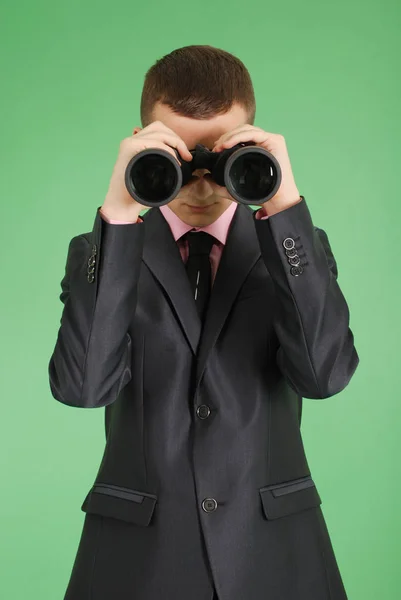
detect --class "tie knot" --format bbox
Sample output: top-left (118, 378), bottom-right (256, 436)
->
top-left (183, 231), bottom-right (216, 256)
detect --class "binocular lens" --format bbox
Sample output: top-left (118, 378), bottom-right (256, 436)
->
top-left (129, 154), bottom-right (179, 203)
top-left (228, 152), bottom-right (278, 202)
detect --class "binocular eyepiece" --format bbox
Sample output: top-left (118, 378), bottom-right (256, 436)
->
top-left (124, 141), bottom-right (282, 208)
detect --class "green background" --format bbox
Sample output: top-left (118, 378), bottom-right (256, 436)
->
top-left (1, 0), bottom-right (400, 598)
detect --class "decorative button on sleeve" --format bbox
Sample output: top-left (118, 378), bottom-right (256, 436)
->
top-left (282, 237), bottom-right (303, 275)
top-left (87, 244), bottom-right (97, 283)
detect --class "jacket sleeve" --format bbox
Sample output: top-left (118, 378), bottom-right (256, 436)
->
top-left (253, 195), bottom-right (359, 399)
top-left (48, 206), bottom-right (145, 408)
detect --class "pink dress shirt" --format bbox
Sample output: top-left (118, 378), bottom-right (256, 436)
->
top-left (99, 203), bottom-right (269, 286)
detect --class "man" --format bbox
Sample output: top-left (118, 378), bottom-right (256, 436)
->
top-left (49, 44), bottom-right (359, 600)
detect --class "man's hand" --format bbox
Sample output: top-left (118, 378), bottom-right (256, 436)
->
top-left (102, 121), bottom-right (193, 222)
top-left (212, 126), bottom-right (302, 216)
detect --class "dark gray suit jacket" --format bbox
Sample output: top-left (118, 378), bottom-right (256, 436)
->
top-left (48, 197), bottom-right (359, 600)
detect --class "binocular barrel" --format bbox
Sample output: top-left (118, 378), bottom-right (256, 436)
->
top-left (124, 142), bottom-right (282, 208)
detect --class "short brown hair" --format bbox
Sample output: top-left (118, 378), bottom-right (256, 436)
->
top-left (140, 45), bottom-right (256, 127)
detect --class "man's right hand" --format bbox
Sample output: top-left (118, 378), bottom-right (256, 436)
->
top-left (101, 120), bottom-right (193, 222)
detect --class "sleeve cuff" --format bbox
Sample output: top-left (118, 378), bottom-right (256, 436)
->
top-left (99, 208), bottom-right (143, 224)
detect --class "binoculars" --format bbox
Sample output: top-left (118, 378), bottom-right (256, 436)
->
top-left (124, 141), bottom-right (282, 208)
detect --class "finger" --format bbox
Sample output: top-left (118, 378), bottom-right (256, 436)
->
top-left (214, 130), bottom-right (271, 151)
top-left (213, 131), bottom-right (259, 151)
top-left (214, 126), bottom-right (259, 147)
top-left (144, 131), bottom-right (193, 162)
top-left (145, 122), bottom-right (193, 161)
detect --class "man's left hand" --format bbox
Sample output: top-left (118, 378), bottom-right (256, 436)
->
top-left (212, 126), bottom-right (302, 216)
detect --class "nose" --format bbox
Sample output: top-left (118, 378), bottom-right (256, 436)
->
top-left (192, 168), bottom-right (211, 177)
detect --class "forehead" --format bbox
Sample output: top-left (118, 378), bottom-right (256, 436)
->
top-left (151, 102), bottom-right (249, 150)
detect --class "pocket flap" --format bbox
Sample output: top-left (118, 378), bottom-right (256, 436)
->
top-left (259, 475), bottom-right (321, 520)
top-left (81, 483), bottom-right (157, 526)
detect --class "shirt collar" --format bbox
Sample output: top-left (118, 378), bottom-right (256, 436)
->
top-left (159, 201), bottom-right (238, 246)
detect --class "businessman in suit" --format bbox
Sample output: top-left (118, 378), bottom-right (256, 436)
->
top-left (48, 45), bottom-right (359, 600)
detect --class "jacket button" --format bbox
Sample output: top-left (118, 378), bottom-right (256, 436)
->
top-left (285, 247), bottom-right (297, 258)
top-left (288, 255), bottom-right (300, 266)
top-left (283, 237), bottom-right (295, 250)
top-left (87, 251), bottom-right (96, 283)
top-left (196, 404), bottom-right (211, 419)
top-left (290, 265), bottom-right (304, 276)
top-left (202, 498), bottom-right (218, 512)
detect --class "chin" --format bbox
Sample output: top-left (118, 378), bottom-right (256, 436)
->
top-left (170, 198), bottom-right (231, 222)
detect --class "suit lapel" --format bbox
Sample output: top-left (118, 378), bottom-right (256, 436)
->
top-left (142, 206), bottom-right (201, 356)
top-left (195, 204), bottom-right (262, 386)
top-left (142, 203), bottom-right (261, 387)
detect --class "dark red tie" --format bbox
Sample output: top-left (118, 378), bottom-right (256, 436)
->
top-left (182, 231), bottom-right (217, 323)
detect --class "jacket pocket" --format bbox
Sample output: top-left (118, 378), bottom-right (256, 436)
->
top-left (81, 482), bottom-right (157, 526)
top-left (259, 474), bottom-right (322, 520)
